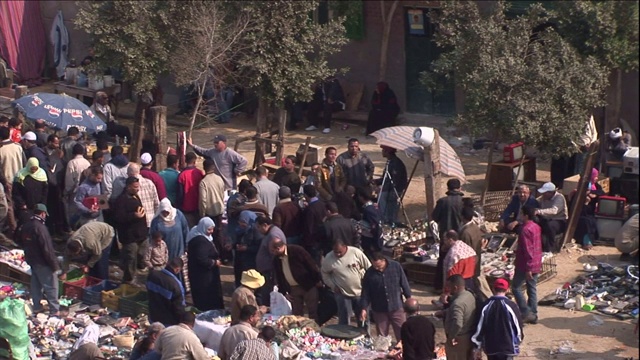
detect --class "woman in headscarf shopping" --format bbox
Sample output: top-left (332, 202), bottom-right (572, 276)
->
top-left (149, 198), bottom-right (189, 260)
top-left (187, 217), bottom-right (224, 311)
top-left (13, 157), bottom-right (49, 225)
top-left (68, 323), bottom-right (103, 360)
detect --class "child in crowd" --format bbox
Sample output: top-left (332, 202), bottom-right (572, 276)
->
top-left (145, 231), bottom-right (168, 270)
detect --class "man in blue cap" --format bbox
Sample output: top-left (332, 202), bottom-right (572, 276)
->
top-left (16, 203), bottom-right (60, 315)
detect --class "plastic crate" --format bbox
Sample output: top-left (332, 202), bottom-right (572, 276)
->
top-left (83, 280), bottom-right (119, 306)
top-left (119, 291), bottom-right (148, 317)
top-left (102, 284), bottom-right (141, 311)
top-left (63, 276), bottom-right (101, 300)
top-left (58, 268), bottom-right (85, 297)
top-left (403, 262), bottom-right (437, 285)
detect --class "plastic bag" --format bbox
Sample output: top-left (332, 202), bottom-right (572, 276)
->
top-left (270, 286), bottom-right (292, 316)
top-left (0, 298), bottom-right (31, 360)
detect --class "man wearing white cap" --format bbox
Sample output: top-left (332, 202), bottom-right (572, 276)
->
top-left (535, 182), bottom-right (568, 252)
top-left (140, 152), bottom-right (167, 201)
top-left (230, 269), bottom-right (268, 324)
top-left (21, 131), bottom-right (49, 169)
top-left (606, 127), bottom-right (632, 160)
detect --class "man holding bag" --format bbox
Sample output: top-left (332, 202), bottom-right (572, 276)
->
top-left (270, 238), bottom-right (323, 322)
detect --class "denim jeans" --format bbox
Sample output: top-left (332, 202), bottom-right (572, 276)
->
top-left (334, 292), bottom-right (362, 325)
top-left (30, 264), bottom-right (60, 313)
top-left (88, 238), bottom-right (112, 280)
top-left (511, 269), bottom-right (538, 317)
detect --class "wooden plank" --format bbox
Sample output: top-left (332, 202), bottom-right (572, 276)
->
top-left (298, 136), bottom-right (312, 177)
top-left (561, 142), bottom-right (599, 251)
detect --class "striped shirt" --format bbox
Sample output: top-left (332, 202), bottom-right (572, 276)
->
top-left (229, 338), bottom-right (276, 360)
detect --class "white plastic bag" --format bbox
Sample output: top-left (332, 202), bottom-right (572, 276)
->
top-left (270, 286), bottom-right (292, 316)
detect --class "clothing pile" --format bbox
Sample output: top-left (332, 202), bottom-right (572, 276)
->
top-left (0, 248), bottom-right (31, 275)
top-left (538, 263), bottom-right (639, 320)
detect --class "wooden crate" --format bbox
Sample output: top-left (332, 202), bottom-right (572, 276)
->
top-left (0, 264), bottom-right (30, 286)
top-left (403, 262), bottom-right (437, 285)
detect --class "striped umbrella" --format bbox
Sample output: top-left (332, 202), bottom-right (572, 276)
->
top-left (370, 125), bottom-right (467, 182)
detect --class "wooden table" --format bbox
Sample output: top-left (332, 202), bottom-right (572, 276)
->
top-left (53, 82), bottom-right (122, 117)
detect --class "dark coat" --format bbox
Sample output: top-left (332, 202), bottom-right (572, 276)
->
top-left (273, 244), bottom-right (322, 294)
top-left (146, 267), bottom-right (185, 326)
top-left (113, 192), bottom-right (148, 244)
top-left (322, 214), bottom-right (358, 253)
top-left (13, 176), bottom-right (48, 210)
top-left (472, 295), bottom-right (523, 356)
top-left (187, 235), bottom-right (224, 311)
top-left (17, 215), bottom-right (59, 271)
top-left (401, 315), bottom-right (437, 360)
top-left (25, 146), bottom-right (49, 171)
top-left (432, 190), bottom-right (464, 239)
top-left (302, 198), bottom-right (326, 249)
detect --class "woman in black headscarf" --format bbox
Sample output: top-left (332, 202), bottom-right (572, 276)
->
top-left (366, 82), bottom-right (400, 135)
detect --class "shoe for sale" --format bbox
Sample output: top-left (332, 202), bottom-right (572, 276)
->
top-left (305, 125), bottom-right (318, 131)
top-left (322, 128), bottom-right (331, 134)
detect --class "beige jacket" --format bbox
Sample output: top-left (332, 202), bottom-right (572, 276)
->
top-left (65, 222), bottom-right (115, 269)
top-left (199, 172), bottom-right (226, 217)
top-left (155, 323), bottom-right (210, 360)
top-left (64, 155), bottom-right (91, 196)
top-left (218, 322), bottom-right (258, 360)
top-left (0, 141), bottom-right (24, 183)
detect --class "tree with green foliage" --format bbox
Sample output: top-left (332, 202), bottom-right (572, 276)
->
top-left (554, 1), bottom-right (639, 132)
top-left (234, 0), bottom-right (348, 106)
top-left (75, 0), bottom-right (189, 159)
top-left (423, 1), bottom-right (608, 157)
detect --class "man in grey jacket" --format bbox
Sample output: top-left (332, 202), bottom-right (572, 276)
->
top-left (188, 134), bottom-right (248, 190)
top-left (535, 182), bottom-right (568, 252)
top-left (444, 274), bottom-right (477, 360)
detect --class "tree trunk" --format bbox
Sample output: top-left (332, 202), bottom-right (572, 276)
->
top-left (129, 95), bottom-right (147, 163)
top-left (150, 106), bottom-right (167, 171)
top-left (378, 0), bottom-right (399, 81)
top-left (480, 137), bottom-right (498, 206)
top-left (613, 68), bottom-right (622, 126)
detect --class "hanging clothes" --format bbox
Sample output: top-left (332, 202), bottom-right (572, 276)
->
top-left (50, 10), bottom-right (69, 79)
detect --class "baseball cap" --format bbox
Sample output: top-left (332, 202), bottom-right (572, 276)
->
top-left (23, 131), bottom-right (37, 141)
top-left (537, 182), bottom-right (557, 194)
top-left (34, 203), bottom-right (49, 215)
top-left (140, 152), bottom-right (153, 165)
top-left (494, 278), bottom-right (509, 291)
top-left (213, 134), bottom-right (227, 143)
top-left (609, 128), bottom-right (622, 139)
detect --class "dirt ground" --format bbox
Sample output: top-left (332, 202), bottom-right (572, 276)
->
top-left (171, 111), bottom-right (639, 360)
top-left (6, 85), bottom-right (638, 359)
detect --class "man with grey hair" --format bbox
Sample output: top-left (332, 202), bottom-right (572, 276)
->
top-left (91, 91), bottom-right (131, 140)
top-left (499, 184), bottom-right (539, 234)
top-left (112, 163), bottom-right (159, 227)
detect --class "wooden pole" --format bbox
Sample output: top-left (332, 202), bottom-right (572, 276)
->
top-left (511, 153), bottom-right (527, 194)
top-left (561, 142), bottom-right (599, 251)
top-left (275, 108), bottom-right (287, 165)
top-left (150, 106), bottom-right (167, 171)
top-left (424, 130), bottom-right (440, 217)
top-left (298, 136), bottom-right (312, 177)
top-left (481, 136), bottom-right (498, 206)
top-left (130, 95), bottom-right (146, 163)
top-left (13, 86), bottom-right (28, 120)
top-left (401, 160), bottom-right (420, 202)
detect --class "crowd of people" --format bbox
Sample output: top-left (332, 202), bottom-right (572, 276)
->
top-left (0, 111), bottom-right (561, 360)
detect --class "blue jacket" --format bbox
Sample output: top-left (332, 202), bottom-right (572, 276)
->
top-left (472, 295), bottom-right (523, 356)
top-left (500, 195), bottom-right (539, 222)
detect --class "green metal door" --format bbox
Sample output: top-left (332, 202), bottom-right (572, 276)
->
top-left (405, 8), bottom-right (455, 115)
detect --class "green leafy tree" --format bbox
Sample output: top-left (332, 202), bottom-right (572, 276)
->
top-left (423, 1), bottom-right (608, 157)
top-left (234, 0), bottom-right (348, 106)
top-left (75, 1), bottom-right (189, 159)
top-left (554, 1), bottom-right (639, 130)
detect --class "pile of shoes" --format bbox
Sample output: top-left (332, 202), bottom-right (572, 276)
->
top-left (538, 263), bottom-right (639, 320)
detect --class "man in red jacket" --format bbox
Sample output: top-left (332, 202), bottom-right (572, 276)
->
top-left (177, 152), bottom-right (203, 227)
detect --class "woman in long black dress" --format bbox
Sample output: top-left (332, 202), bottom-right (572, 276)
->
top-left (366, 82), bottom-right (400, 135)
top-left (186, 217), bottom-right (224, 311)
